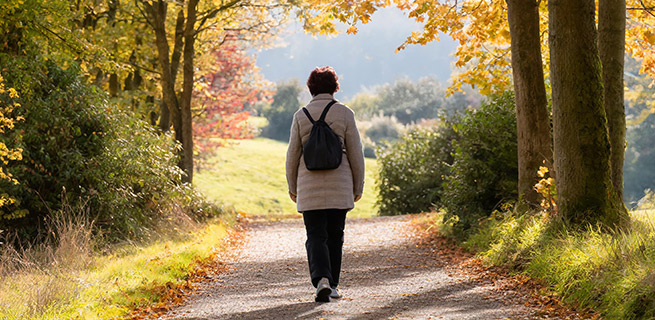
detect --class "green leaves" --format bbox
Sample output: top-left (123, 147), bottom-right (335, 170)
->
top-left (442, 92), bottom-right (517, 237)
top-left (376, 124), bottom-right (456, 216)
top-left (376, 93), bottom-right (517, 239)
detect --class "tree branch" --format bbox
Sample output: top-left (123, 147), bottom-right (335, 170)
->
top-left (196, 0), bottom-right (242, 32)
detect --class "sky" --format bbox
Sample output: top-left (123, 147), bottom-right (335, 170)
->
top-left (253, 8), bottom-right (458, 101)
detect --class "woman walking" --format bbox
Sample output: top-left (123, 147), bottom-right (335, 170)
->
top-left (285, 66), bottom-right (366, 302)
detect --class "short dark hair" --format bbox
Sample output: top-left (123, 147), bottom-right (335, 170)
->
top-left (306, 66), bottom-right (339, 96)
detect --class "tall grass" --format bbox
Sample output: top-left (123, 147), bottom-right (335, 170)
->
top-left (0, 200), bottom-right (96, 318)
top-left (457, 197), bottom-right (655, 319)
top-left (0, 199), bottom-right (234, 319)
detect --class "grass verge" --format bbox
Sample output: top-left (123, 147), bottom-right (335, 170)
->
top-left (0, 205), bottom-right (237, 319)
top-left (428, 199), bottom-right (655, 319)
top-left (195, 137), bottom-right (379, 218)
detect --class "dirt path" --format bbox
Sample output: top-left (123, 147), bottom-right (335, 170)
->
top-left (162, 215), bottom-right (578, 319)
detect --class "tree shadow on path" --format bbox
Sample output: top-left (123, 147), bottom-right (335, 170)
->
top-left (167, 216), bottom-right (538, 319)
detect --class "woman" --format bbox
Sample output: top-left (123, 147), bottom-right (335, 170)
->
top-left (285, 66), bottom-right (366, 302)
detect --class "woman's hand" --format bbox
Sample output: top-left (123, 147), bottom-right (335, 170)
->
top-left (354, 194), bottom-right (362, 202)
top-left (289, 192), bottom-right (297, 203)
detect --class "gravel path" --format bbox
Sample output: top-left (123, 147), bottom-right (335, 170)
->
top-left (162, 215), bottom-right (560, 320)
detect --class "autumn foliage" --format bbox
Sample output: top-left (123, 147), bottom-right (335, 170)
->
top-left (193, 44), bottom-right (272, 155)
top-left (0, 73), bottom-right (22, 209)
top-left (303, 0), bottom-right (655, 97)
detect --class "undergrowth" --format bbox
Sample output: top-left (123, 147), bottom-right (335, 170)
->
top-left (0, 199), bottom-right (236, 319)
top-left (435, 194), bottom-right (655, 319)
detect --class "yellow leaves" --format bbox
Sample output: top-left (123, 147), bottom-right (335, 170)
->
top-left (500, 29), bottom-right (510, 41)
top-left (8, 88), bottom-right (18, 99)
top-left (347, 25), bottom-right (359, 34)
top-left (0, 73), bottom-right (23, 207)
top-left (627, 1), bottom-right (655, 84)
top-left (534, 165), bottom-right (557, 217)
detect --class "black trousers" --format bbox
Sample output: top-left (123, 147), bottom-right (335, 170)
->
top-left (302, 209), bottom-right (347, 288)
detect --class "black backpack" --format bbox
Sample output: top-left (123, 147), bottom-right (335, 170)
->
top-left (301, 100), bottom-right (343, 170)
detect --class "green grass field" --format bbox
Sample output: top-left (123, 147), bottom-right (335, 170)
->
top-left (195, 138), bottom-right (379, 218)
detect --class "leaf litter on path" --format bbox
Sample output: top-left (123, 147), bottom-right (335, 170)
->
top-left (153, 214), bottom-right (601, 319)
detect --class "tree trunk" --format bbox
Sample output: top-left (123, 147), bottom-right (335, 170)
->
top-left (599, 0), bottom-right (628, 214)
top-left (158, 100), bottom-right (171, 131)
top-left (179, 0), bottom-right (199, 183)
top-left (548, 0), bottom-right (624, 228)
top-left (109, 73), bottom-right (119, 97)
top-left (506, 0), bottom-right (553, 209)
top-left (171, 9), bottom-right (185, 83)
top-left (157, 10), bottom-right (184, 134)
top-left (145, 0), bottom-right (186, 172)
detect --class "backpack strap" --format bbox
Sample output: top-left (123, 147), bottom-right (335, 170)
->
top-left (318, 100), bottom-right (338, 122)
top-left (302, 100), bottom-right (338, 124)
top-left (301, 107), bottom-right (315, 124)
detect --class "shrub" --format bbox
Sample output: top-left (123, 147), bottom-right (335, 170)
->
top-left (361, 136), bottom-right (377, 159)
top-left (441, 93), bottom-right (517, 237)
top-left (365, 114), bottom-right (403, 145)
top-left (0, 52), bottom-right (222, 243)
top-left (376, 124), bottom-right (457, 215)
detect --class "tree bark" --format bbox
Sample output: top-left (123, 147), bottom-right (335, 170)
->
top-left (179, 0), bottom-right (199, 183)
top-left (109, 73), bottom-right (119, 97)
top-left (171, 9), bottom-right (185, 84)
top-left (145, 0), bottom-right (186, 173)
top-left (548, 0), bottom-right (624, 228)
top-left (157, 8), bottom-right (185, 133)
top-left (506, 0), bottom-right (553, 209)
top-left (158, 100), bottom-right (171, 131)
top-left (599, 0), bottom-right (628, 214)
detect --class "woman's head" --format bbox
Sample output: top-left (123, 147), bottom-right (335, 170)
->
top-left (307, 66), bottom-right (339, 96)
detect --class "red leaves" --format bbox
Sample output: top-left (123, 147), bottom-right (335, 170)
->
top-left (193, 43), bottom-right (273, 155)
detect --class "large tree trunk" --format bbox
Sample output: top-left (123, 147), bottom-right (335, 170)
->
top-left (548, 0), bottom-right (625, 228)
top-left (506, 0), bottom-right (553, 209)
top-left (179, 0), bottom-right (199, 183)
top-left (599, 0), bottom-right (628, 214)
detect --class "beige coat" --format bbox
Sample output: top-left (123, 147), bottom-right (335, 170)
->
top-left (286, 93), bottom-right (366, 212)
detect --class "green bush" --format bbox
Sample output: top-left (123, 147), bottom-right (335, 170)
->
top-left (365, 115), bottom-right (403, 145)
top-left (0, 52), bottom-right (222, 243)
top-left (376, 124), bottom-right (456, 215)
top-left (441, 93), bottom-right (517, 237)
top-left (260, 80), bottom-right (302, 141)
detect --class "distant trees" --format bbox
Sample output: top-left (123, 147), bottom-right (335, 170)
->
top-left (345, 77), bottom-right (479, 158)
top-left (624, 56), bottom-right (655, 203)
top-left (260, 80), bottom-right (303, 141)
top-left (349, 77), bottom-right (480, 124)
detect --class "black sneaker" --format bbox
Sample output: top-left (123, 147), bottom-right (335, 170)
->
top-left (315, 277), bottom-right (331, 302)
